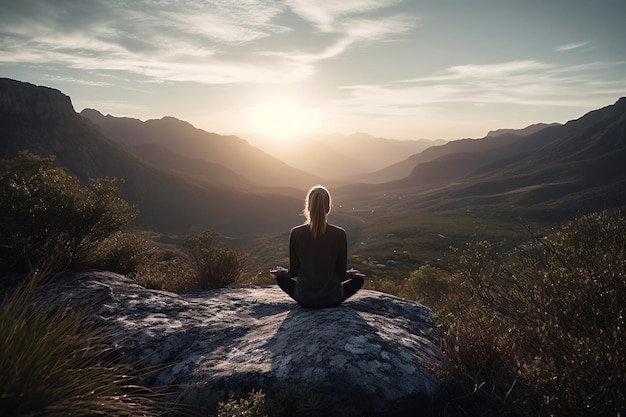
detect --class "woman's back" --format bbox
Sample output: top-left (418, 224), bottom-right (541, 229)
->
top-left (272, 185), bottom-right (363, 308)
top-left (289, 223), bottom-right (347, 307)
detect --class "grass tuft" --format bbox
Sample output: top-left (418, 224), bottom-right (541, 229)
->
top-left (0, 277), bottom-right (164, 417)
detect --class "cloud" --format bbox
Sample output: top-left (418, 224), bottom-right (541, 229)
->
top-left (273, 1), bottom-right (416, 73)
top-left (40, 74), bottom-right (112, 87)
top-left (285, 0), bottom-right (404, 32)
top-left (0, 0), bottom-right (288, 45)
top-left (556, 41), bottom-right (591, 52)
top-left (0, 0), bottom-right (415, 85)
top-left (334, 60), bottom-right (626, 116)
top-left (0, 0), bottom-right (304, 84)
top-left (447, 60), bottom-right (555, 77)
top-left (341, 14), bottom-right (415, 40)
top-left (314, 59), bottom-right (626, 139)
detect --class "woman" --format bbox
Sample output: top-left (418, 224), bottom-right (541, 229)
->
top-left (271, 185), bottom-right (364, 308)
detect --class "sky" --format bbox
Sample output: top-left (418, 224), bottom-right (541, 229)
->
top-left (1, 0), bottom-right (625, 141)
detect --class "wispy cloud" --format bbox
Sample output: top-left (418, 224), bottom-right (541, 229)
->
top-left (309, 58), bottom-right (626, 138)
top-left (447, 60), bottom-right (555, 77)
top-left (334, 60), bottom-right (626, 115)
top-left (556, 41), bottom-right (591, 52)
top-left (0, 0), bottom-right (413, 85)
top-left (285, 0), bottom-right (404, 32)
top-left (283, 0), bottom-right (415, 62)
top-left (40, 74), bottom-right (112, 87)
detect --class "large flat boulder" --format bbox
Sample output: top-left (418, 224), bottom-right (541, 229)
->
top-left (46, 270), bottom-right (444, 416)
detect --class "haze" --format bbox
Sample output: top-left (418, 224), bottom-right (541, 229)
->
top-left (1, 0), bottom-right (625, 142)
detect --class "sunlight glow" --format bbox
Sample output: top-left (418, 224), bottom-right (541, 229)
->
top-left (246, 97), bottom-right (320, 140)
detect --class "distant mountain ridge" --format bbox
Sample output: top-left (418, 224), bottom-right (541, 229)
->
top-left (356, 124), bottom-right (572, 185)
top-left (337, 97), bottom-right (626, 220)
top-left (2, 77), bottom-right (624, 240)
top-left (486, 122), bottom-right (561, 137)
top-left (242, 132), bottom-right (445, 181)
top-left (0, 78), bottom-right (303, 237)
top-left (81, 109), bottom-right (321, 189)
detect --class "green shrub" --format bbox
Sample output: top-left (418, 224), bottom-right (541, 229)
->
top-left (0, 151), bottom-right (136, 278)
top-left (213, 386), bottom-right (322, 417)
top-left (438, 211), bottom-right (626, 416)
top-left (89, 230), bottom-right (152, 275)
top-left (134, 247), bottom-right (198, 292)
top-left (215, 390), bottom-right (270, 417)
top-left (88, 228), bottom-right (249, 293)
top-left (398, 265), bottom-right (453, 309)
top-left (183, 231), bottom-right (247, 290)
top-left (0, 281), bottom-right (161, 416)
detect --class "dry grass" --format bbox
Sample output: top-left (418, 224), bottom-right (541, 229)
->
top-left (425, 211), bottom-right (626, 416)
top-left (0, 276), bottom-right (164, 417)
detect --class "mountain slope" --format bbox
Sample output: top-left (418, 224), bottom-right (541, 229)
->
top-left (0, 78), bottom-right (302, 237)
top-left (318, 133), bottom-right (444, 172)
top-left (126, 143), bottom-right (250, 186)
top-left (336, 98), bottom-right (626, 220)
top-left (245, 136), bottom-right (367, 181)
top-left (486, 122), bottom-right (561, 137)
top-left (81, 109), bottom-right (321, 189)
top-left (360, 123), bottom-right (561, 184)
top-left (243, 132), bottom-right (444, 181)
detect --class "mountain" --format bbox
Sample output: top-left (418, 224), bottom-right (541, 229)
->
top-left (0, 78), bottom-right (303, 237)
top-left (486, 122), bottom-right (561, 138)
top-left (81, 109), bottom-right (321, 190)
top-left (242, 132), bottom-right (444, 181)
top-left (359, 124), bottom-right (560, 184)
top-left (123, 143), bottom-right (250, 186)
top-left (317, 133), bottom-right (445, 172)
top-left (245, 135), bottom-right (366, 182)
top-left (3, 77), bottom-right (624, 242)
top-left (336, 98), bottom-right (626, 221)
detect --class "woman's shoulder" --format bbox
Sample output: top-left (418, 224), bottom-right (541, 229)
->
top-left (327, 224), bottom-right (346, 235)
top-left (290, 224), bottom-right (309, 238)
top-left (291, 223), bottom-right (345, 238)
top-left (291, 223), bottom-right (309, 233)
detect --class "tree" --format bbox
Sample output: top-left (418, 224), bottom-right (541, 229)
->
top-left (0, 150), bottom-right (136, 278)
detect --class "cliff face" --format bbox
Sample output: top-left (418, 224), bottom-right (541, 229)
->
top-left (0, 78), bottom-right (75, 120)
top-left (44, 270), bottom-right (445, 416)
top-left (0, 78), bottom-right (95, 169)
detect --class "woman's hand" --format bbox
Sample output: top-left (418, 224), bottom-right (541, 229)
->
top-left (346, 268), bottom-right (365, 278)
top-left (270, 266), bottom-right (288, 277)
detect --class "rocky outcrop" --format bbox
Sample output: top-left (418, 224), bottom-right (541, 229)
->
top-left (0, 77), bottom-right (75, 120)
top-left (0, 77), bottom-right (98, 166)
top-left (45, 270), bottom-right (444, 416)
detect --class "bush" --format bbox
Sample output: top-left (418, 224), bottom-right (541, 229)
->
top-left (213, 386), bottom-right (322, 417)
top-left (0, 281), bottom-right (161, 416)
top-left (134, 247), bottom-right (198, 293)
top-left (215, 390), bottom-right (270, 417)
top-left (0, 151), bottom-right (136, 278)
top-left (398, 265), bottom-right (453, 309)
top-left (437, 211), bottom-right (626, 416)
top-left (89, 231), bottom-right (152, 275)
top-left (88, 229), bottom-right (249, 293)
top-left (183, 231), bottom-right (247, 290)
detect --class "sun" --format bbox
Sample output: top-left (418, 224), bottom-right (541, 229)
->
top-left (246, 97), bottom-right (319, 140)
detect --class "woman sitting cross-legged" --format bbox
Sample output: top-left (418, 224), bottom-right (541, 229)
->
top-left (271, 185), bottom-right (364, 308)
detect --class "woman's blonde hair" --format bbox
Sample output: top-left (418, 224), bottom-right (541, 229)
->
top-left (303, 185), bottom-right (331, 239)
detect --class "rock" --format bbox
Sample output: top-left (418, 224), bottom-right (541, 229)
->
top-left (44, 270), bottom-right (444, 416)
top-left (0, 77), bottom-right (75, 120)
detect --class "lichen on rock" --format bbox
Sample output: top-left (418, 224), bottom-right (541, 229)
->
top-left (46, 270), bottom-right (444, 416)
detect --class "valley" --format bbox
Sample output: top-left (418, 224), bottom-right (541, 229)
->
top-left (2, 77), bottom-right (625, 285)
